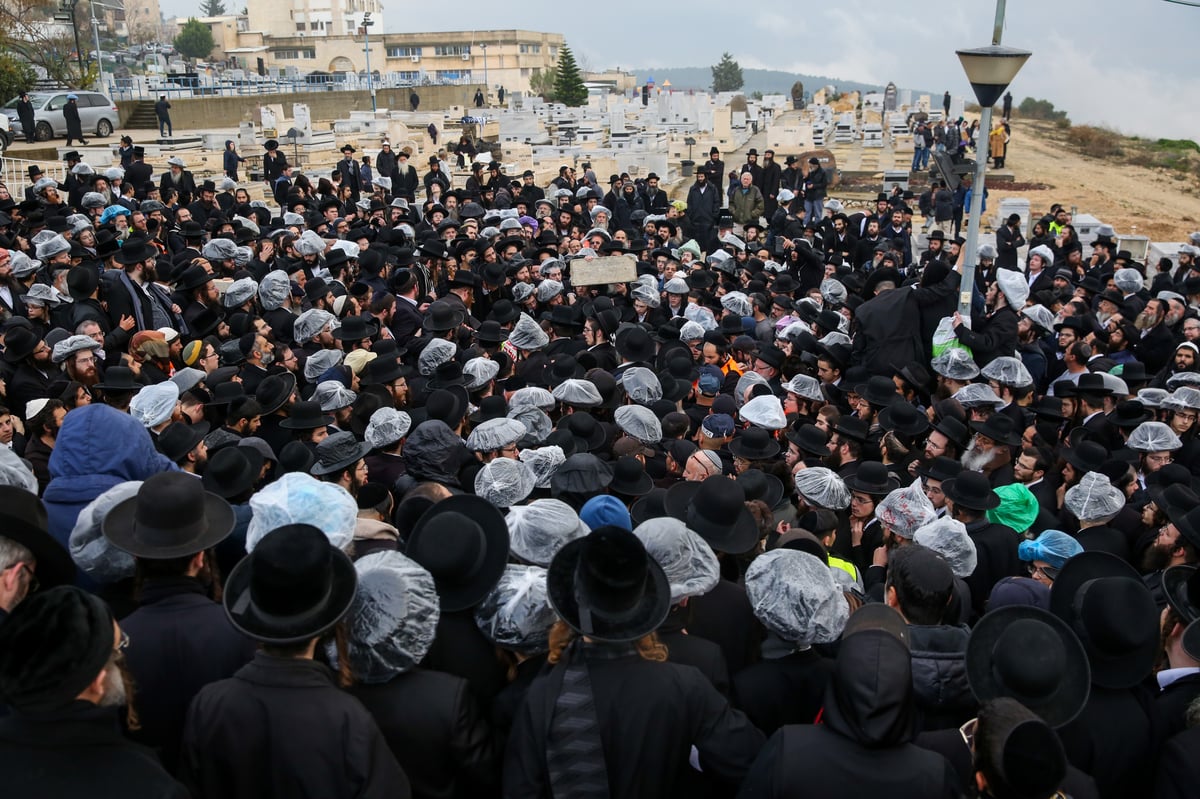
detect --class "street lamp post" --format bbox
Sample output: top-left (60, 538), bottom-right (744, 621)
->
top-left (480, 43), bottom-right (488, 103)
top-left (954, 0), bottom-right (1031, 317)
top-left (361, 12), bottom-right (376, 112)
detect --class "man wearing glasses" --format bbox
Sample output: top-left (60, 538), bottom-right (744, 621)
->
top-left (0, 486), bottom-right (73, 619)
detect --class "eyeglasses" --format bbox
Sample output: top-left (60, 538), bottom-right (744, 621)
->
top-left (1146, 453), bottom-right (1174, 465)
top-left (15, 562), bottom-right (38, 595)
top-left (959, 717), bottom-right (978, 751)
top-left (116, 628), bottom-right (130, 654)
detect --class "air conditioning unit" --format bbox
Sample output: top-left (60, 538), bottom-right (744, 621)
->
top-left (410, 55), bottom-right (420, 63)
top-left (461, 53), bottom-right (470, 60)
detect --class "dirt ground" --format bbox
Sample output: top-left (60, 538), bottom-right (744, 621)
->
top-left (988, 121), bottom-right (1200, 243)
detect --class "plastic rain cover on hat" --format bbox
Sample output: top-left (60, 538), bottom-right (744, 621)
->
top-left (931, 347), bottom-right (980, 380)
top-left (508, 313), bottom-right (549, 351)
top-left (303, 349), bottom-right (344, 382)
top-left (313, 380), bottom-right (357, 412)
top-left (509, 386), bottom-right (556, 412)
top-left (683, 303), bottom-right (718, 331)
top-left (81, 192), bottom-right (106, 209)
top-left (509, 406), bottom-right (552, 443)
top-left (202, 238), bottom-right (237, 261)
top-left (745, 549), bottom-right (848, 646)
top-left (474, 457), bottom-right (536, 507)
top-left (721, 291), bottom-right (752, 318)
top-left (1021, 304), bottom-right (1055, 334)
top-left (782, 373), bottom-right (824, 402)
top-left (819, 331), bottom-right (851, 348)
top-left (512, 282), bottom-right (535, 304)
top-left (365, 407), bottom-right (412, 449)
top-left (1127, 421), bottom-right (1182, 452)
top-left (631, 284), bottom-right (661, 308)
top-left (981, 356), bottom-right (1033, 388)
top-left (294, 230), bottom-right (326, 256)
top-left (418, 338), bottom-right (457, 376)
top-left (735, 372), bottom-right (769, 408)
top-left (223, 277), bottom-right (258, 308)
top-left (341, 550), bottom-right (440, 683)
top-left (664, 277), bottom-right (690, 295)
top-left (507, 498), bottom-right (589, 567)
top-left (467, 417), bottom-right (527, 452)
top-left (820, 279), bottom-right (848, 306)
top-left (464, 357), bottom-right (500, 391)
top-left (1114, 268), bottom-right (1144, 293)
top-left (283, 212), bottom-right (305, 226)
top-left (10, 251), bottom-right (42, 279)
top-left (679, 320), bottom-right (705, 341)
top-left (1138, 388), bottom-right (1170, 408)
top-left (519, 445), bottom-right (566, 489)
top-left (553, 378), bottom-right (602, 407)
top-left (953, 383), bottom-right (1003, 408)
top-left (474, 564), bottom-right (557, 652)
top-left (51, 334), bottom-right (99, 364)
top-left (69, 481), bottom-right (140, 584)
top-left (978, 243), bottom-right (998, 260)
top-left (741, 394), bottom-right (787, 430)
top-left (129, 381), bottom-right (179, 428)
top-left (1017, 530), bottom-right (1083, 571)
top-left (35, 235), bottom-right (69, 260)
top-left (1064, 471), bottom-right (1126, 521)
top-left (633, 517), bottom-right (720, 604)
top-left (794, 467), bottom-right (850, 510)
top-left (258, 270), bottom-right (290, 311)
top-left (1028, 244), bottom-right (1055, 267)
top-left (876, 480), bottom-right (936, 540)
top-left (620, 366), bottom-right (662, 405)
top-left (1166, 386), bottom-right (1200, 411)
top-left (615, 404), bottom-right (662, 444)
top-left (535, 280), bottom-right (564, 304)
top-left (246, 472), bottom-right (357, 552)
top-left (913, 517), bottom-right (978, 578)
top-left (294, 308), bottom-right (334, 343)
top-left (0, 446), bottom-right (36, 495)
top-left (986, 484), bottom-right (1041, 534)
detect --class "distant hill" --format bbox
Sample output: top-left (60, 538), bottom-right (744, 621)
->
top-left (628, 66), bottom-right (935, 100)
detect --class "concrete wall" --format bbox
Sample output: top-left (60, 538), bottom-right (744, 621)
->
top-left (117, 84), bottom-right (484, 129)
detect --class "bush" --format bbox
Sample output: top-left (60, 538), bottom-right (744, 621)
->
top-left (1066, 125), bottom-right (1123, 159)
top-left (1018, 97), bottom-right (1069, 122)
top-left (1156, 139), bottom-right (1200, 153)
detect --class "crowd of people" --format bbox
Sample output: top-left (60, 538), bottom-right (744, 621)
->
top-left (2, 136), bottom-right (1200, 799)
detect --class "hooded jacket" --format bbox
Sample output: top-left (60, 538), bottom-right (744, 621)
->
top-left (907, 624), bottom-right (976, 732)
top-left (737, 631), bottom-right (957, 798)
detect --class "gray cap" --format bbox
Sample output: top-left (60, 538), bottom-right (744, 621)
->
top-left (417, 338), bottom-right (457, 376)
top-left (620, 366), bottom-right (662, 406)
top-left (1064, 471), bottom-right (1126, 521)
top-left (794, 467), bottom-right (850, 510)
top-left (258, 270), bottom-right (291, 311)
top-left (508, 313), bottom-right (549, 351)
top-left (312, 380), bottom-right (357, 412)
top-left (931, 348), bottom-right (980, 380)
top-left (876, 480), bottom-right (936, 540)
top-left (223, 277), bottom-right (258, 308)
top-left (466, 418), bottom-right (527, 452)
top-left (303, 349), bottom-right (344, 382)
top-left (615, 404), bottom-right (663, 444)
top-left (1114, 268), bottom-right (1144, 293)
top-left (170, 367), bottom-right (206, 394)
top-left (81, 191), bottom-right (106, 209)
top-left (342, 550), bottom-right (440, 682)
top-left (365, 407), bottom-right (412, 449)
top-left (474, 564), bottom-right (557, 653)
top-left (978, 243), bottom-right (998, 260)
top-left (294, 308), bottom-right (335, 343)
top-left (10, 252), bottom-right (42, 279)
top-left (518, 445), bottom-right (566, 489)
top-left (741, 395), bottom-right (787, 430)
top-left (51, 333), bottom-right (100, 364)
top-left (552, 378), bottom-right (602, 407)
top-left (1127, 421), bottom-right (1182, 452)
top-left (507, 498), bottom-right (589, 567)
top-left (633, 517), bottom-right (720, 604)
top-left (129, 381), bottom-right (180, 428)
top-left (202, 238), bottom-right (237, 261)
top-left (474, 457), bottom-right (536, 507)
top-left (744, 549), bottom-right (848, 646)
top-left (913, 517), bottom-right (978, 578)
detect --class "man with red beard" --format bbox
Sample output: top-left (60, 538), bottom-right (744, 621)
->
top-left (58, 336), bottom-right (103, 390)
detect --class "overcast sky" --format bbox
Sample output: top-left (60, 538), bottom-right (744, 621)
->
top-left (164, 0), bottom-right (1200, 139)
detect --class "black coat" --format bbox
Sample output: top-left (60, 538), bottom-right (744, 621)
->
top-left (996, 223), bottom-right (1025, 271)
top-left (852, 275), bottom-right (962, 376)
top-left (0, 702), bottom-right (187, 798)
top-left (126, 160), bottom-right (154, 196)
top-left (954, 304), bottom-right (1019, 367)
top-left (391, 297), bottom-right (425, 346)
top-left (1058, 684), bottom-right (1155, 799)
top-left (1153, 672), bottom-right (1200, 743)
top-left (687, 578), bottom-right (762, 676)
top-left (181, 653), bottom-right (411, 799)
top-left (659, 606), bottom-right (731, 696)
top-left (350, 669), bottom-right (499, 799)
top-left (160, 170), bottom-right (197, 207)
top-left (963, 519), bottom-right (1022, 620)
top-left (503, 645), bottom-right (765, 798)
top-left (421, 610), bottom-right (509, 704)
top-left (1155, 723), bottom-right (1200, 799)
top-left (731, 647), bottom-right (833, 735)
top-left (119, 577), bottom-right (256, 775)
top-left (63, 99), bottom-right (84, 139)
top-left (7, 360), bottom-right (52, 419)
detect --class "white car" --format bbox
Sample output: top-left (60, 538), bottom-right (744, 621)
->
top-left (2, 90), bottom-right (119, 142)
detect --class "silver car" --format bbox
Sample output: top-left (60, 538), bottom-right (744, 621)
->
top-left (2, 91), bottom-right (119, 142)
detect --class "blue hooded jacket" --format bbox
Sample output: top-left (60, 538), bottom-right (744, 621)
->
top-left (43, 403), bottom-right (177, 551)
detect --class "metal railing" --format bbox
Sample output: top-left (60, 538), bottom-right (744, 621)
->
top-left (105, 72), bottom-right (478, 101)
top-left (0, 156), bottom-right (67, 193)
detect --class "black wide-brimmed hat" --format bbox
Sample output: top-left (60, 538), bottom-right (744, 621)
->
top-left (970, 413), bottom-right (1022, 447)
top-left (333, 314), bottom-right (379, 342)
top-left (94, 366), bottom-right (141, 394)
top-left (877, 399), bottom-right (930, 438)
top-left (547, 526), bottom-right (670, 643)
top-left (786, 423), bottom-right (830, 457)
top-left (310, 431), bottom-right (371, 476)
top-left (966, 605), bottom-right (1091, 728)
top-left (223, 523), bottom-right (357, 644)
top-left (845, 461), bottom-right (899, 497)
top-left (1049, 551), bottom-right (1159, 690)
top-left (832, 415), bottom-right (868, 444)
top-left (279, 400), bottom-right (334, 430)
top-left (157, 420), bottom-right (210, 462)
top-left (1064, 441), bottom-right (1107, 474)
top-left (615, 326), bottom-right (656, 364)
top-left (202, 446), bottom-right (264, 499)
top-left (1030, 396), bottom-right (1065, 422)
top-left (488, 299), bottom-right (521, 326)
top-left (737, 468), bottom-right (784, 508)
top-left (609, 456), bottom-right (653, 497)
top-left (729, 426), bottom-right (781, 461)
top-left (422, 301), bottom-right (465, 333)
top-left (915, 455), bottom-right (964, 483)
top-left (931, 416), bottom-right (970, 450)
top-left (1110, 400), bottom-right (1152, 429)
top-left (104, 472), bottom-right (235, 559)
top-left (364, 356), bottom-right (410, 386)
top-left (255, 372), bottom-right (297, 416)
top-left (942, 470), bottom-right (1000, 511)
top-left (0, 487), bottom-right (73, 588)
top-left (1163, 564), bottom-right (1200, 624)
top-left (560, 412), bottom-right (607, 452)
top-left (3, 327), bottom-right (40, 363)
top-left (664, 475), bottom-right (758, 554)
top-left (474, 320), bottom-right (509, 344)
top-left (407, 495), bottom-right (509, 612)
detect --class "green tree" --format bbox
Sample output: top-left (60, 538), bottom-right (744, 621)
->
top-left (553, 44), bottom-right (587, 107)
top-left (711, 52), bottom-right (743, 93)
top-left (173, 18), bottom-right (215, 62)
top-left (1017, 96), bottom-right (1069, 122)
top-left (0, 54), bottom-right (36, 104)
top-left (790, 80), bottom-right (805, 110)
top-left (200, 0), bottom-right (227, 15)
top-left (529, 67), bottom-right (555, 101)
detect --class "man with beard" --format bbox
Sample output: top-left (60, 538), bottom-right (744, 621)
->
top-left (0, 586), bottom-right (187, 797)
top-left (103, 240), bottom-right (158, 335)
top-left (1141, 485), bottom-right (1200, 607)
top-left (3, 327), bottom-right (54, 418)
top-left (159, 421), bottom-right (209, 475)
top-left (22, 398), bottom-right (64, 492)
top-left (1151, 341), bottom-right (1200, 389)
top-left (960, 415), bottom-right (1018, 488)
top-left (310, 430), bottom-right (369, 497)
top-left (1134, 298), bottom-right (1176, 374)
top-left (237, 333), bottom-right (275, 396)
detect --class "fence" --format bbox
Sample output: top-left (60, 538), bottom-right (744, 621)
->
top-left (0, 156), bottom-right (67, 193)
top-left (105, 72), bottom-right (478, 102)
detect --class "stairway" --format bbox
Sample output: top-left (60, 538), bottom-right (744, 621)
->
top-left (123, 101), bottom-right (159, 130)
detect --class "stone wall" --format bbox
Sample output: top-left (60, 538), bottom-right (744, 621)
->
top-left (118, 84), bottom-right (484, 129)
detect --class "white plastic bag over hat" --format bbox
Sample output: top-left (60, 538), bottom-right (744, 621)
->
top-left (294, 229), bottom-right (327, 256)
top-left (995, 267), bottom-right (1030, 309)
top-left (745, 549), bottom-right (848, 646)
top-left (633, 517), bottom-right (720, 604)
top-left (340, 551), bottom-right (440, 682)
top-left (474, 564), bottom-right (558, 653)
top-left (913, 517), bottom-right (977, 578)
top-left (507, 499), bottom-right (589, 567)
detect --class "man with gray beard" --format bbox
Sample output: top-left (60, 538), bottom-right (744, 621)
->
top-left (1134, 297), bottom-right (1176, 374)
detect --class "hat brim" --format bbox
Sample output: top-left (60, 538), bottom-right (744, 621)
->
top-left (965, 605), bottom-right (1091, 728)
top-left (407, 495), bottom-right (509, 612)
top-left (103, 492), bottom-right (236, 559)
top-left (727, 437), bottom-right (781, 461)
top-left (256, 373), bottom-right (298, 416)
top-left (663, 481), bottom-right (759, 554)
top-left (309, 440), bottom-right (372, 476)
top-left (223, 546), bottom-right (357, 644)
top-left (422, 310), bottom-right (466, 332)
top-left (610, 470), bottom-right (654, 498)
top-left (279, 411), bottom-right (335, 430)
top-left (1163, 565), bottom-right (1200, 623)
top-left (3, 517), bottom-right (74, 589)
top-left (738, 473), bottom-right (784, 509)
top-left (941, 477), bottom-right (1000, 511)
top-left (877, 405), bottom-right (931, 438)
top-left (969, 419), bottom-right (1022, 447)
top-left (547, 536), bottom-right (671, 643)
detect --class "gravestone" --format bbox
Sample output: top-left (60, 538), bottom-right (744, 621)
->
top-left (570, 255), bottom-right (637, 286)
top-left (884, 82), bottom-right (897, 112)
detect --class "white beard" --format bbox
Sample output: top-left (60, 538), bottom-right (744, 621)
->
top-left (961, 435), bottom-right (999, 472)
top-left (97, 659), bottom-right (128, 708)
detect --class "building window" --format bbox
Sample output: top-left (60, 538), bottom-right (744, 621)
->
top-left (294, 22), bottom-right (305, 31)
top-left (396, 70), bottom-right (419, 81)
top-left (386, 45), bottom-right (422, 58)
top-left (436, 69), bottom-right (470, 80)
top-left (519, 43), bottom-right (541, 54)
top-left (433, 44), bottom-right (469, 56)
top-left (549, 46), bottom-right (558, 58)
top-left (273, 48), bottom-right (316, 59)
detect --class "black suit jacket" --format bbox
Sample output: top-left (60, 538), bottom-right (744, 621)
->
top-left (390, 297), bottom-right (424, 346)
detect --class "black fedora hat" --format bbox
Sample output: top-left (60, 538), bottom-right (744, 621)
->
top-left (970, 413), bottom-right (1022, 447)
top-left (407, 495), bottom-right (509, 612)
top-left (845, 461), bottom-right (898, 497)
top-left (1030, 396), bottom-right (1065, 422)
top-left (279, 400), bottom-right (334, 430)
top-left (104, 472), bottom-right (235, 559)
top-left (94, 366), bottom-right (141, 394)
top-left (966, 605), bottom-right (1091, 728)
top-left (609, 456), bottom-right (653, 497)
top-left (664, 475), bottom-right (758, 554)
top-left (630, 487), bottom-right (668, 527)
top-left (560, 411), bottom-right (607, 453)
top-left (931, 416), bottom-right (970, 450)
top-left (468, 395), bottom-right (508, 425)
top-left (855, 375), bottom-right (900, 408)
top-left (1049, 551), bottom-right (1159, 689)
top-left (1064, 441), bottom-right (1107, 474)
top-left (543, 354), bottom-right (585, 385)
top-left (422, 301), bottom-right (466, 333)
top-left (115, 239), bottom-right (154, 266)
top-left (157, 420), bottom-right (210, 462)
top-left (615, 326), bottom-right (656, 364)
top-left (1110, 399), bottom-right (1152, 429)
top-left (737, 468), bottom-right (784, 509)
top-left (786, 423), bottom-right (830, 457)
top-left (474, 319), bottom-right (509, 344)
top-left (488, 299), bottom-right (520, 326)
top-left (915, 455), bottom-right (964, 483)
top-left (333, 314), bottom-right (379, 342)
top-left (1163, 564), bottom-right (1200, 624)
top-left (832, 415), bottom-right (868, 444)
top-left (1074, 372), bottom-right (1112, 398)
top-left (942, 470), bottom-right (1000, 511)
top-left (0, 487), bottom-right (73, 589)
top-left (3, 327), bottom-right (40, 363)
top-left (877, 399), bottom-right (930, 438)
top-left (364, 356), bottom-right (410, 386)
top-left (223, 523), bottom-right (357, 644)
top-left (310, 431), bottom-right (371, 476)
top-left (728, 427), bottom-right (781, 461)
top-left (255, 372), bottom-right (297, 416)
top-left (547, 526), bottom-right (670, 643)
top-left (207, 381), bottom-right (246, 407)
top-left (202, 445), bottom-right (264, 499)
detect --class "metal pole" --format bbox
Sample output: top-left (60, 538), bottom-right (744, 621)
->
top-left (482, 45), bottom-right (488, 101)
top-left (70, 0), bottom-right (85, 79)
top-left (90, 4), bottom-right (106, 93)
top-left (363, 21), bottom-right (375, 112)
top-left (957, 0), bottom-right (1008, 317)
